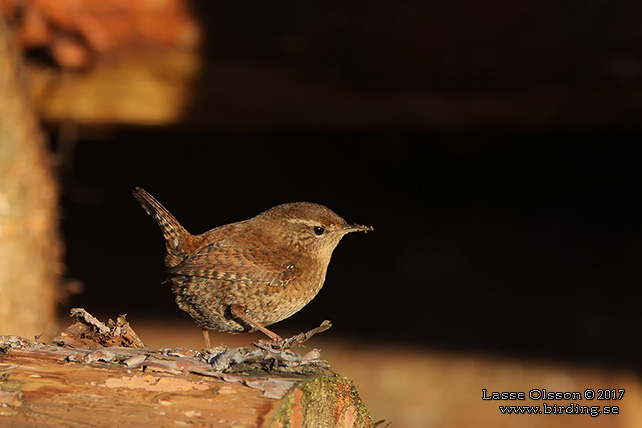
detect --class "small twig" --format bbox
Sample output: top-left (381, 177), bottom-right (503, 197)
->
top-left (254, 320), bottom-right (332, 351)
top-left (281, 320), bottom-right (332, 348)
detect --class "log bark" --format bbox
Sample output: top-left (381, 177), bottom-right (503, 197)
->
top-left (0, 337), bottom-right (373, 427)
top-left (0, 14), bottom-right (61, 339)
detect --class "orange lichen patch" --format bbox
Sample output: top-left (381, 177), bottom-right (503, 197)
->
top-left (333, 378), bottom-right (358, 426)
top-left (103, 374), bottom-right (209, 392)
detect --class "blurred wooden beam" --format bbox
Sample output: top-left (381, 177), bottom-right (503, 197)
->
top-left (2, 0), bottom-right (201, 127)
top-left (8, 0), bottom-right (642, 132)
top-left (29, 51), bottom-right (200, 127)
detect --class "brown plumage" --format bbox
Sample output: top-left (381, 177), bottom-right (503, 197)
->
top-left (132, 187), bottom-right (372, 346)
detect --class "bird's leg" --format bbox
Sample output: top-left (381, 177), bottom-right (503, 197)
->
top-left (230, 304), bottom-right (283, 342)
top-left (202, 329), bottom-right (211, 348)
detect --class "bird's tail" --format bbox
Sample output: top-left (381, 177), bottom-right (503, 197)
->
top-left (132, 187), bottom-right (190, 267)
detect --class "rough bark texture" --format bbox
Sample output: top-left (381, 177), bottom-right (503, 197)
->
top-left (0, 337), bottom-right (374, 427)
top-left (0, 15), bottom-right (61, 338)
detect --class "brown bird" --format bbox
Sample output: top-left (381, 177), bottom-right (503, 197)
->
top-left (132, 187), bottom-right (372, 348)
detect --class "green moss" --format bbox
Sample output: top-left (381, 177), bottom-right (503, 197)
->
top-left (271, 374), bottom-right (373, 428)
top-left (271, 388), bottom-right (296, 427)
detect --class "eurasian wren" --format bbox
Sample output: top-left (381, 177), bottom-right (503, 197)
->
top-left (132, 187), bottom-right (372, 347)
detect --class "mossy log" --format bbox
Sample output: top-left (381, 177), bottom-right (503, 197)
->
top-left (0, 337), bottom-right (373, 427)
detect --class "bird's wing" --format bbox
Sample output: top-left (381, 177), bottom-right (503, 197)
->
top-left (166, 243), bottom-right (301, 287)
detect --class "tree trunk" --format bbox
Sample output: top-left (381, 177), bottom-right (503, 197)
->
top-left (0, 15), bottom-right (61, 339)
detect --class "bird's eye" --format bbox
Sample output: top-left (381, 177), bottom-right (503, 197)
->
top-left (313, 226), bottom-right (325, 236)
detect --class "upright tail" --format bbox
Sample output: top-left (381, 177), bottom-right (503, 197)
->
top-left (132, 187), bottom-right (191, 267)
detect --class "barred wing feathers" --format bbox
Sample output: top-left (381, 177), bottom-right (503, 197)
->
top-left (167, 243), bottom-right (300, 287)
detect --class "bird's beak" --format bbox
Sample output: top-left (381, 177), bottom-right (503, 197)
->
top-left (344, 223), bottom-right (374, 233)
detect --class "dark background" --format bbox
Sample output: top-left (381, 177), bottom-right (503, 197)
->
top-left (53, 0), bottom-right (642, 373)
